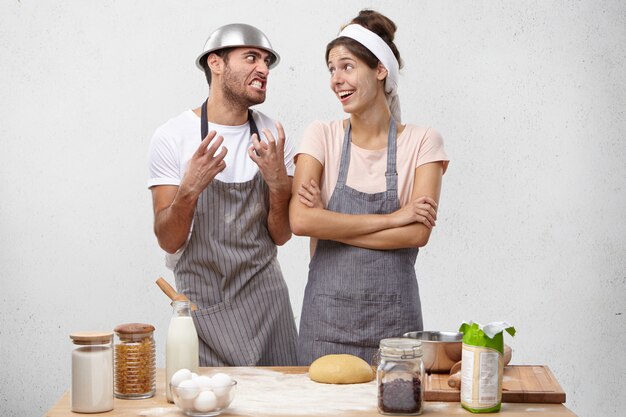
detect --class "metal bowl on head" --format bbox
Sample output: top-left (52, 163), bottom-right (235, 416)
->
top-left (195, 23), bottom-right (280, 70)
top-left (403, 331), bottom-right (463, 373)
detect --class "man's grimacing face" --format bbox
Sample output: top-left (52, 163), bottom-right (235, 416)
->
top-left (216, 47), bottom-right (273, 108)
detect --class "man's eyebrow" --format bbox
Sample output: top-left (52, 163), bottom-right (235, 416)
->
top-left (243, 49), bottom-right (269, 59)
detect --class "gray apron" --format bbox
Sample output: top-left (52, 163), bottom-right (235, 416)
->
top-left (174, 101), bottom-right (298, 366)
top-left (297, 118), bottom-right (423, 366)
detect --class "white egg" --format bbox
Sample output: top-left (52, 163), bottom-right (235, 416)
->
top-left (210, 372), bottom-right (232, 388)
top-left (193, 390), bottom-right (217, 412)
top-left (191, 372), bottom-right (199, 380)
top-left (170, 368), bottom-right (192, 387)
top-left (176, 396), bottom-right (196, 410)
top-left (215, 387), bottom-right (233, 409)
top-left (195, 375), bottom-right (213, 390)
top-left (177, 379), bottom-right (200, 400)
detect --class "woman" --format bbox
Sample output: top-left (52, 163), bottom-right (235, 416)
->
top-left (290, 10), bottom-right (450, 366)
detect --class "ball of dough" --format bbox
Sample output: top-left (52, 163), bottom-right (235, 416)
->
top-left (308, 354), bottom-right (374, 384)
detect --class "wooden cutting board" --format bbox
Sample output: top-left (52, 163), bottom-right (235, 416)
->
top-left (425, 365), bottom-right (566, 403)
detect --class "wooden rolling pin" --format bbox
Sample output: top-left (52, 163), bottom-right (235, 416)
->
top-left (448, 345), bottom-right (512, 389)
top-left (155, 277), bottom-right (198, 311)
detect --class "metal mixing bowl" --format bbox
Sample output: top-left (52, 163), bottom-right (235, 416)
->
top-left (403, 331), bottom-right (463, 373)
top-left (195, 23), bottom-right (280, 70)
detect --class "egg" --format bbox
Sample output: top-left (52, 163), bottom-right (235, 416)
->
top-left (176, 396), bottom-right (196, 410)
top-left (216, 389), bottom-right (233, 409)
top-left (193, 390), bottom-right (217, 412)
top-left (170, 368), bottom-right (192, 387)
top-left (195, 375), bottom-right (213, 390)
top-left (177, 379), bottom-right (200, 400)
top-left (210, 372), bottom-right (232, 388)
top-left (191, 372), bottom-right (199, 380)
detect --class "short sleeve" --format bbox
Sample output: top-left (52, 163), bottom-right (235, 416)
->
top-left (296, 120), bottom-right (327, 165)
top-left (283, 129), bottom-right (296, 177)
top-left (147, 128), bottom-right (181, 188)
top-left (417, 127), bottom-right (449, 175)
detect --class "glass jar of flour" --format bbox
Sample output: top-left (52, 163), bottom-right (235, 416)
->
top-left (377, 338), bottom-right (424, 415)
top-left (69, 331), bottom-right (114, 413)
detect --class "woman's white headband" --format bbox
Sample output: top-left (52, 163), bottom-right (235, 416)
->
top-left (338, 24), bottom-right (401, 121)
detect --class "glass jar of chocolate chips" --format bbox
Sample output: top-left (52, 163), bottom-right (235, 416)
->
top-left (377, 338), bottom-right (424, 415)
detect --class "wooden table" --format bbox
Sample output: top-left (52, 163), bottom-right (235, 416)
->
top-left (45, 367), bottom-right (578, 417)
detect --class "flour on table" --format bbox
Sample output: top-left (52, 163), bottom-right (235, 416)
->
top-left (137, 407), bottom-right (179, 416)
top-left (227, 368), bottom-right (377, 416)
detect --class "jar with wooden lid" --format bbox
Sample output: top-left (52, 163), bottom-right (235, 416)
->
top-left (70, 331), bottom-right (114, 413)
top-left (114, 323), bottom-right (156, 399)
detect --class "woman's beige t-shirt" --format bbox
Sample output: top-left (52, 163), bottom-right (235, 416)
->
top-left (296, 120), bottom-right (449, 207)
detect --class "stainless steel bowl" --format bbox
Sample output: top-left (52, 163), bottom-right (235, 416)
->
top-left (403, 331), bottom-right (463, 373)
top-left (196, 23), bottom-right (280, 70)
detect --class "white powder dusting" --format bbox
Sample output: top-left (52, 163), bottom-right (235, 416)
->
top-left (137, 406), bottom-right (179, 416)
top-left (226, 368), bottom-right (377, 416)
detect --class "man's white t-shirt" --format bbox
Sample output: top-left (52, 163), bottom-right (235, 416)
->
top-left (147, 108), bottom-right (295, 268)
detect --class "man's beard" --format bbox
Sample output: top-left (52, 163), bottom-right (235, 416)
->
top-left (221, 66), bottom-right (265, 109)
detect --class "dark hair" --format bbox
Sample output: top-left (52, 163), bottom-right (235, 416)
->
top-left (200, 48), bottom-right (233, 86)
top-left (325, 9), bottom-right (403, 70)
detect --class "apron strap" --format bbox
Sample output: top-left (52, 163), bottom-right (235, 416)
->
top-left (336, 118), bottom-right (398, 192)
top-left (335, 121), bottom-right (352, 188)
top-left (384, 118), bottom-right (398, 192)
top-left (200, 99), bottom-right (260, 141)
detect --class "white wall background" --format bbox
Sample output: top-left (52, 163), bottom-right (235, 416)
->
top-left (1, 1), bottom-right (624, 416)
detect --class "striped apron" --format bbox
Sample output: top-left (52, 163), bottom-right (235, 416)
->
top-left (173, 101), bottom-right (298, 366)
top-left (297, 118), bottom-right (423, 366)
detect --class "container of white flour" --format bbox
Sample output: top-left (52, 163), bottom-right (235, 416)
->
top-left (69, 331), bottom-right (114, 413)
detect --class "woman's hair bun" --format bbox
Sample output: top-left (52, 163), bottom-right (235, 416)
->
top-left (350, 9), bottom-right (401, 67)
top-left (352, 10), bottom-right (397, 43)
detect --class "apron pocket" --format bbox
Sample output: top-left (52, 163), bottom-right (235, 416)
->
top-left (313, 291), bottom-right (401, 347)
top-left (192, 300), bottom-right (261, 365)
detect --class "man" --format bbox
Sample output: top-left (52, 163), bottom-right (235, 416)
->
top-left (147, 24), bottom-right (298, 366)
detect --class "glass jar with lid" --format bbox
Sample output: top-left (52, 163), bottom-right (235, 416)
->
top-left (114, 323), bottom-right (156, 399)
top-left (377, 337), bottom-right (424, 415)
top-left (70, 331), bottom-right (114, 413)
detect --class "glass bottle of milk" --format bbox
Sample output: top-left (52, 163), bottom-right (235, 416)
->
top-left (166, 300), bottom-right (199, 402)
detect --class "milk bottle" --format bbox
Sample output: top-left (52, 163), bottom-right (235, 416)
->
top-left (166, 300), bottom-right (199, 402)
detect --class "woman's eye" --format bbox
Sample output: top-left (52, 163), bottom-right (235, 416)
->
top-left (328, 67), bottom-right (336, 74)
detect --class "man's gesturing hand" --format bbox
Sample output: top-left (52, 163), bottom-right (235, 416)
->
top-left (248, 122), bottom-right (290, 193)
top-left (180, 131), bottom-right (228, 198)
